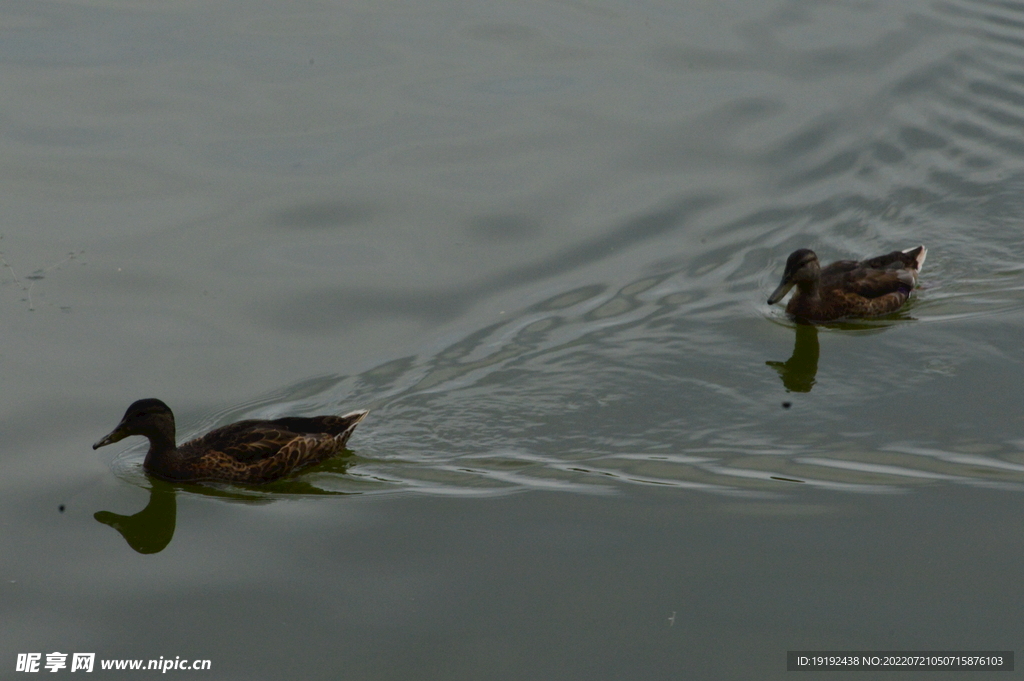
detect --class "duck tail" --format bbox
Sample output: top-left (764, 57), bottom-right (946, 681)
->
top-left (335, 409), bottom-right (369, 447)
top-left (903, 245), bottom-right (927, 271)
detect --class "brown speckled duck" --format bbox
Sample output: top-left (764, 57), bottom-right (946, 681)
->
top-left (93, 398), bottom-right (368, 484)
top-left (768, 246), bottom-right (927, 323)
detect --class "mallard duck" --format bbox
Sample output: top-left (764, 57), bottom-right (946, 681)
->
top-left (767, 246), bottom-right (927, 322)
top-left (93, 398), bottom-right (369, 484)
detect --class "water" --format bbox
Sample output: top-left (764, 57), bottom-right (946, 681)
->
top-left (3, 0), bottom-right (1024, 677)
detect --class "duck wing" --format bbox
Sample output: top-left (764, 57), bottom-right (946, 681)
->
top-left (174, 421), bottom-right (292, 463)
top-left (185, 412), bottom-right (369, 482)
top-left (832, 267), bottom-right (917, 299)
top-left (859, 246), bottom-right (926, 271)
top-left (218, 433), bottom-right (342, 482)
top-left (258, 413), bottom-right (368, 439)
top-left (820, 248), bottom-right (924, 300)
top-left (179, 411), bottom-right (368, 464)
top-left (175, 424), bottom-right (351, 483)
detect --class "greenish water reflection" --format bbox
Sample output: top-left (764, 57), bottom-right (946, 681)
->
top-left (765, 312), bottom-right (916, 393)
top-left (766, 324), bottom-right (819, 393)
top-left (95, 458), bottom-right (356, 554)
top-left (94, 480), bottom-right (176, 554)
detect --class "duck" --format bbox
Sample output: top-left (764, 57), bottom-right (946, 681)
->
top-left (93, 398), bottom-right (369, 484)
top-left (767, 246), bottom-right (927, 322)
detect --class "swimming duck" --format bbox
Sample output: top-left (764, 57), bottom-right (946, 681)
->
top-left (767, 246), bottom-right (927, 322)
top-left (93, 398), bottom-right (369, 484)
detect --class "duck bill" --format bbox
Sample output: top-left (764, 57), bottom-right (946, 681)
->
top-left (767, 280), bottom-right (795, 305)
top-left (93, 424), bottom-right (129, 450)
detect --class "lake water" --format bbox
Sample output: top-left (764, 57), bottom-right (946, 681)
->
top-left (4, 0), bottom-right (1024, 677)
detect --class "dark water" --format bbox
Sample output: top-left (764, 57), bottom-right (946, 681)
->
top-left (4, 0), bottom-right (1024, 677)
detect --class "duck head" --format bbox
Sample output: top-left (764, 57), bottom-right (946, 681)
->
top-left (768, 249), bottom-right (820, 305)
top-left (93, 398), bottom-right (176, 450)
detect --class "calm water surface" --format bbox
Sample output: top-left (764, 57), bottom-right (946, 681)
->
top-left (3, 0), bottom-right (1024, 677)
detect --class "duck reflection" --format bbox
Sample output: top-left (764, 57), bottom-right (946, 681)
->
top-left (766, 323), bottom-right (819, 393)
top-left (94, 479), bottom-right (177, 554)
top-left (95, 457), bottom-right (356, 554)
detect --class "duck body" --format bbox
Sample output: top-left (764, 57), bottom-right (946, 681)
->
top-left (768, 246), bottom-right (927, 323)
top-left (93, 398), bottom-right (369, 484)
